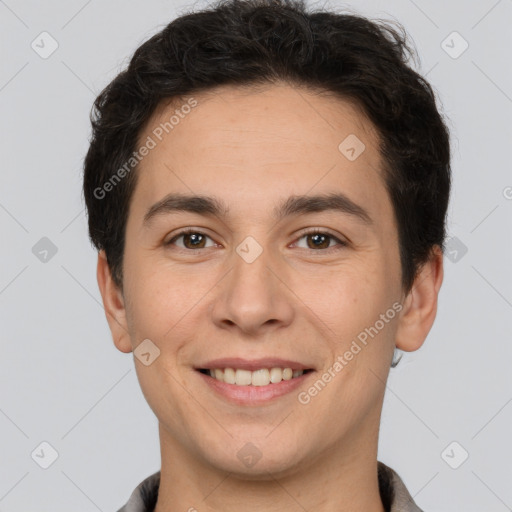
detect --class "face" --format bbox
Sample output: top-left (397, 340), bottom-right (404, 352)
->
top-left (99, 82), bottom-right (439, 478)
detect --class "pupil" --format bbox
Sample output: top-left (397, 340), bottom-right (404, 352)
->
top-left (310, 233), bottom-right (328, 249)
top-left (187, 233), bottom-right (204, 247)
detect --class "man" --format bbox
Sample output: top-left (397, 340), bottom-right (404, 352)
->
top-left (83, 0), bottom-right (450, 510)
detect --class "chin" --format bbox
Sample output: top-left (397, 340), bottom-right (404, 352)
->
top-left (200, 433), bottom-right (305, 479)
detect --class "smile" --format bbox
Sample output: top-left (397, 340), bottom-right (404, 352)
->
top-left (198, 367), bottom-right (312, 386)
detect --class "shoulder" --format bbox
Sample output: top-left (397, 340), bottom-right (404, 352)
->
top-left (116, 471), bottom-right (161, 512)
top-left (378, 461), bottom-right (424, 512)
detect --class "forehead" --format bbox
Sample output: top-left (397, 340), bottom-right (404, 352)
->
top-left (144, 82), bottom-right (379, 161)
top-left (132, 82), bottom-right (392, 227)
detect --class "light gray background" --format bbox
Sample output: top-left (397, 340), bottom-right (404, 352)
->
top-left (0, 0), bottom-right (511, 510)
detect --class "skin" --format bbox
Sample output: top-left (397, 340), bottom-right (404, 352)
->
top-left (97, 82), bottom-right (443, 512)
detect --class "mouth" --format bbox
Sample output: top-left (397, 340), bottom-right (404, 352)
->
top-left (194, 357), bottom-right (316, 404)
top-left (196, 366), bottom-right (315, 405)
top-left (197, 367), bottom-right (314, 386)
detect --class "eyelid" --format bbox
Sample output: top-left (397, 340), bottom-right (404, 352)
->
top-left (166, 227), bottom-right (218, 247)
top-left (166, 227), bottom-right (348, 251)
top-left (293, 227), bottom-right (347, 243)
top-left (291, 227), bottom-right (348, 250)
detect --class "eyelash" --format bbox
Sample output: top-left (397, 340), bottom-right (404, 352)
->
top-left (166, 228), bottom-right (347, 253)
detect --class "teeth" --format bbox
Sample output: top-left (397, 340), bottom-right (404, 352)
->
top-left (224, 368), bottom-right (235, 384)
top-left (206, 367), bottom-right (305, 386)
top-left (236, 369), bottom-right (252, 386)
top-left (251, 369), bottom-right (269, 386)
top-left (270, 367), bottom-right (282, 383)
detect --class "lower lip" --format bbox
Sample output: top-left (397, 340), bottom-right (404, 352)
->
top-left (196, 370), bottom-right (313, 405)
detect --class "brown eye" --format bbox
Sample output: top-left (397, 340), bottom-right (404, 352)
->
top-left (294, 230), bottom-right (347, 251)
top-left (182, 232), bottom-right (207, 249)
top-left (306, 233), bottom-right (331, 249)
top-left (167, 230), bottom-right (215, 250)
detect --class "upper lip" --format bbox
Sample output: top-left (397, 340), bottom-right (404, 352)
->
top-left (196, 357), bottom-right (314, 372)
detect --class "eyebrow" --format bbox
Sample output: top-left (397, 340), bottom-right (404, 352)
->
top-left (143, 192), bottom-right (372, 226)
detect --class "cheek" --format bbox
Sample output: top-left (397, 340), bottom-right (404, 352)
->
top-left (298, 255), bottom-right (399, 379)
top-left (132, 354), bottom-right (194, 440)
top-left (123, 254), bottom-right (216, 351)
top-left (122, 258), bottom-right (178, 339)
top-left (301, 259), bottom-right (391, 328)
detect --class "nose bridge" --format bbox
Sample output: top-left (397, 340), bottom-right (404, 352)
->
top-left (212, 235), bottom-right (294, 333)
top-left (233, 237), bottom-right (274, 294)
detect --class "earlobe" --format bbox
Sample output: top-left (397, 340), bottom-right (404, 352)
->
top-left (395, 245), bottom-right (444, 352)
top-left (96, 251), bottom-right (133, 353)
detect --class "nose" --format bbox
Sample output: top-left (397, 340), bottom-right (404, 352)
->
top-left (211, 241), bottom-right (294, 336)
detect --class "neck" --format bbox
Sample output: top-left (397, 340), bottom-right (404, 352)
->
top-left (154, 422), bottom-right (386, 512)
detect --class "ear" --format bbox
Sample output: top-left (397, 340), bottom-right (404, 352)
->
top-left (96, 250), bottom-right (133, 353)
top-left (395, 245), bottom-right (444, 352)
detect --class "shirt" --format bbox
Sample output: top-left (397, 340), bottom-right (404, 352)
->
top-left (117, 461), bottom-right (423, 512)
